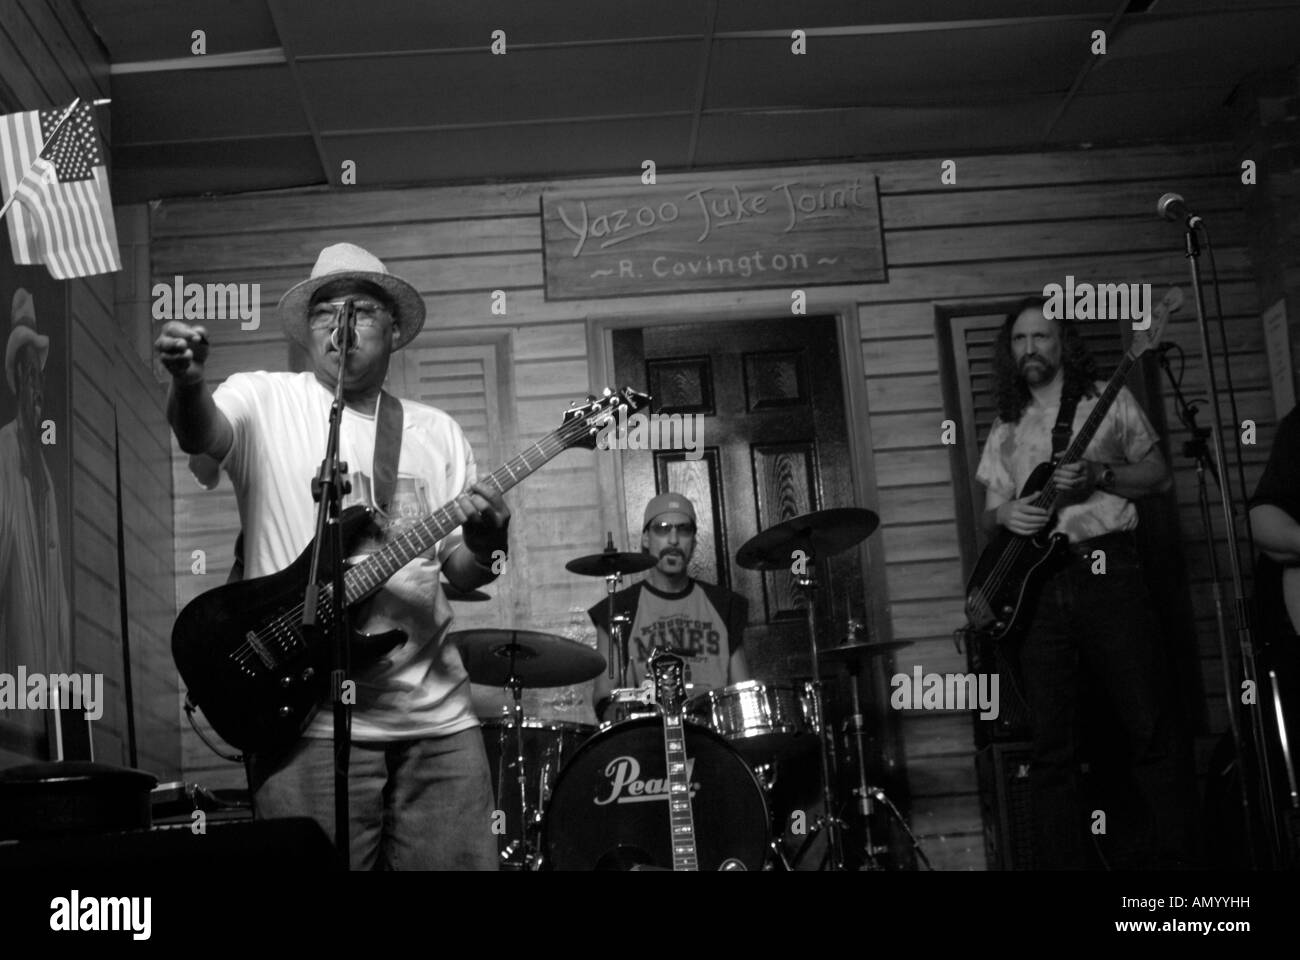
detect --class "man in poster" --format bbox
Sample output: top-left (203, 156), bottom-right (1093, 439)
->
top-left (0, 288), bottom-right (71, 690)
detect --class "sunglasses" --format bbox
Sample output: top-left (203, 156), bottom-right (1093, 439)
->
top-left (308, 300), bottom-right (392, 330)
top-left (646, 521), bottom-right (696, 537)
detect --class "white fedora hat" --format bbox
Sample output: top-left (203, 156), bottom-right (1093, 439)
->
top-left (277, 243), bottom-right (426, 349)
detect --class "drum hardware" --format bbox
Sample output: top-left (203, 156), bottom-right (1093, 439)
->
top-left (565, 533), bottom-right (655, 689)
top-left (736, 507), bottom-right (880, 872)
top-left (451, 628), bottom-right (605, 868)
top-left (479, 716), bottom-right (595, 868)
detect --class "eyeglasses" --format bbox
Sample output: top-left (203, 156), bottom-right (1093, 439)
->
top-left (308, 300), bottom-right (392, 330)
top-left (647, 521), bottom-right (696, 537)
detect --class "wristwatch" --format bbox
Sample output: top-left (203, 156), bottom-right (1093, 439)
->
top-left (1097, 463), bottom-right (1117, 492)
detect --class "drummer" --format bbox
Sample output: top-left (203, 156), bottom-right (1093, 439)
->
top-left (589, 492), bottom-right (750, 722)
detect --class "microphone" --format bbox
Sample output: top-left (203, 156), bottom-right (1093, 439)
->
top-left (328, 298), bottom-right (356, 351)
top-left (1157, 192), bottom-right (1203, 229)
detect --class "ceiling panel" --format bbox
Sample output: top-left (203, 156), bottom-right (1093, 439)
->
top-left (79, 0), bottom-right (278, 61)
top-left (1049, 87), bottom-right (1240, 144)
top-left (708, 22), bottom-right (1103, 109)
top-left (112, 65), bottom-right (306, 143)
top-left (695, 99), bottom-right (1063, 165)
top-left (273, 0), bottom-right (712, 55)
top-left (298, 42), bottom-right (701, 129)
top-left (713, 0), bottom-right (1118, 32)
top-left (318, 117), bottom-right (693, 184)
top-left (1153, 0), bottom-right (1300, 13)
top-left (112, 136), bottom-right (322, 201)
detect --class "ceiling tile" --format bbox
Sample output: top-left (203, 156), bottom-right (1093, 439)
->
top-left (1049, 87), bottom-right (1239, 145)
top-left (707, 22), bottom-right (1103, 109)
top-left (319, 118), bottom-right (692, 184)
top-left (273, 0), bottom-right (711, 55)
top-left (713, 0), bottom-right (1117, 32)
top-left (299, 43), bottom-right (700, 129)
top-left (112, 136), bottom-right (323, 201)
top-left (695, 99), bottom-right (1063, 165)
top-left (112, 66), bottom-right (307, 143)
top-left (79, 0), bottom-right (278, 62)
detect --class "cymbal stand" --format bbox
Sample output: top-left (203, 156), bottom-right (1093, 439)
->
top-left (502, 641), bottom-right (532, 869)
top-left (606, 578), bottom-right (630, 689)
top-left (794, 551), bottom-right (845, 871)
top-left (841, 649), bottom-right (888, 869)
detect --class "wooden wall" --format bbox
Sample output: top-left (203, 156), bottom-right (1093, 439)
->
top-left (0, 0), bottom-right (178, 775)
top-left (153, 142), bottom-right (1261, 868)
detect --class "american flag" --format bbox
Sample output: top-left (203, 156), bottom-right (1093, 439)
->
top-left (0, 100), bottom-right (121, 279)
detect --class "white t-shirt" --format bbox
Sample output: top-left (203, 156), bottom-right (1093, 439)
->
top-left (975, 383), bottom-right (1159, 543)
top-left (191, 370), bottom-right (479, 741)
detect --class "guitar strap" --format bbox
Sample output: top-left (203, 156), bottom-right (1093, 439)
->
top-left (1051, 392), bottom-right (1081, 464)
top-left (227, 390), bottom-right (404, 584)
top-left (371, 390), bottom-right (404, 515)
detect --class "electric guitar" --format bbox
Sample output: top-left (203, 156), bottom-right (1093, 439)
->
top-left (964, 287), bottom-right (1182, 641)
top-left (648, 647), bottom-right (699, 871)
top-left (172, 387), bottom-right (649, 755)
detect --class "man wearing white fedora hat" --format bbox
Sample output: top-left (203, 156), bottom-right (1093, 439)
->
top-left (0, 288), bottom-right (72, 694)
top-left (156, 243), bottom-right (509, 869)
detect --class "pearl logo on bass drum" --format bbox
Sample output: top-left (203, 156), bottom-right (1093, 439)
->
top-left (594, 755), bottom-right (700, 805)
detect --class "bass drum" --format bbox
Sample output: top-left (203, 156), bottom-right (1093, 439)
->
top-left (540, 716), bottom-right (769, 871)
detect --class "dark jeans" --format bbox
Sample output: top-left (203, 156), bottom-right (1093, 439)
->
top-left (247, 727), bottom-right (499, 871)
top-left (1015, 532), bottom-right (1189, 869)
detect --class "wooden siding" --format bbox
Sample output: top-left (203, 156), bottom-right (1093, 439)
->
top-left (0, 1), bottom-right (177, 774)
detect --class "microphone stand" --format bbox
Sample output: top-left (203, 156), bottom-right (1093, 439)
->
top-left (1157, 351), bottom-right (1256, 866)
top-left (1178, 223), bottom-right (1285, 865)
top-left (302, 298), bottom-right (356, 870)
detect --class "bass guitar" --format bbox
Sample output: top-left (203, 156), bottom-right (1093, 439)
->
top-left (172, 387), bottom-right (649, 754)
top-left (964, 288), bottom-right (1181, 640)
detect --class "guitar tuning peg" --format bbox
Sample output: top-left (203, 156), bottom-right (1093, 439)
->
top-left (603, 387), bottom-right (612, 396)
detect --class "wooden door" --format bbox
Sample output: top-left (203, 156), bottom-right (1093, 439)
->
top-left (612, 316), bottom-right (864, 683)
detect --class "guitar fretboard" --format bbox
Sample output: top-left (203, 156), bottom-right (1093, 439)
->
top-left (663, 712), bottom-right (699, 872)
top-left (339, 414), bottom-right (591, 605)
top-left (1032, 348), bottom-right (1138, 513)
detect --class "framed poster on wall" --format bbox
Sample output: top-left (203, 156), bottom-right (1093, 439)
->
top-left (0, 224), bottom-right (75, 765)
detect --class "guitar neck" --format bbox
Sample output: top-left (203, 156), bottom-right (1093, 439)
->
top-left (1036, 349), bottom-right (1138, 511)
top-left (663, 710), bottom-right (699, 871)
top-left (342, 424), bottom-right (578, 604)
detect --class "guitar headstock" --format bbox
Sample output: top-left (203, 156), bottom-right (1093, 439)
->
top-left (1130, 286), bottom-right (1184, 358)
top-left (562, 387), bottom-right (652, 450)
top-left (648, 647), bottom-right (687, 716)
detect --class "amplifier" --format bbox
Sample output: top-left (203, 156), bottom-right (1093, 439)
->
top-left (976, 741), bottom-right (1035, 871)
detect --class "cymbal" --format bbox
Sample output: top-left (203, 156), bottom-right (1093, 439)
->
top-left (819, 639), bottom-right (913, 664)
top-left (565, 550), bottom-right (656, 577)
top-left (735, 508), bottom-right (880, 571)
top-left (450, 629), bottom-right (606, 688)
top-left (442, 581), bottom-right (491, 602)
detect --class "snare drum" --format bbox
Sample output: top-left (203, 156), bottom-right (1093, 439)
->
top-left (541, 716), bottom-right (769, 871)
top-left (685, 680), bottom-right (812, 760)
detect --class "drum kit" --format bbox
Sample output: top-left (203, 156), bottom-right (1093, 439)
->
top-left (450, 506), bottom-right (926, 871)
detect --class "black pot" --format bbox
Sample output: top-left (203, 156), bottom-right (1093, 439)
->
top-left (0, 761), bottom-right (157, 840)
